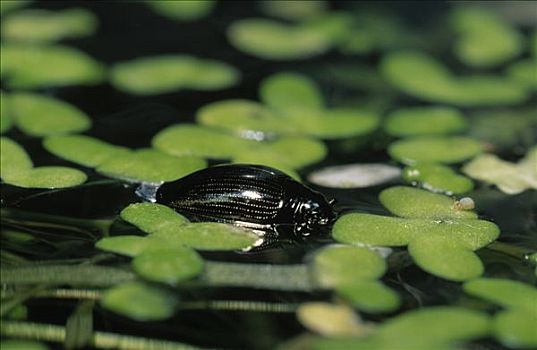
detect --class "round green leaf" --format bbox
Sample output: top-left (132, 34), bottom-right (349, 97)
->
top-left (152, 124), bottom-right (256, 159)
top-left (507, 59), bottom-right (537, 90)
top-left (0, 340), bottom-right (49, 350)
top-left (96, 148), bottom-right (207, 183)
top-left (2, 166), bottom-right (87, 189)
top-left (375, 307), bottom-right (491, 345)
top-left (494, 309), bottom-right (537, 348)
top-left (336, 281), bottom-right (401, 313)
top-left (259, 72), bottom-right (324, 111)
top-left (259, 0), bottom-right (327, 21)
top-left (100, 281), bottom-right (177, 321)
top-left (384, 106), bottom-right (467, 137)
top-left (132, 247), bottom-right (204, 284)
top-left (0, 137), bottom-right (33, 178)
top-left (43, 135), bottom-right (130, 168)
top-left (9, 93), bottom-right (91, 137)
top-left (388, 136), bottom-right (483, 164)
top-left (0, 91), bottom-right (13, 133)
top-left (379, 186), bottom-right (477, 219)
top-left (311, 245), bottom-right (386, 287)
top-left (227, 18), bottom-right (333, 60)
top-left (403, 163), bottom-right (474, 194)
top-left (298, 108), bottom-right (380, 139)
top-left (120, 202), bottom-right (189, 234)
top-left (463, 278), bottom-right (537, 311)
top-left (110, 55), bottom-right (240, 95)
top-left (146, 0), bottom-right (215, 21)
top-left (151, 222), bottom-right (261, 251)
top-left (1, 8), bottom-right (97, 43)
top-left (408, 235), bottom-right (484, 281)
top-left (1, 44), bottom-right (105, 89)
top-left (95, 236), bottom-right (148, 257)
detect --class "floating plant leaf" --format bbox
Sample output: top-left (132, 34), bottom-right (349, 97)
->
top-left (1, 8), bottom-right (98, 43)
top-left (463, 278), bottom-right (537, 311)
top-left (451, 7), bottom-right (523, 68)
top-left (120, 202), bottom-right (189, 234)
top-left (259, 0), bottom-right (327, 21)
top-left (259, 72), bottom-right (324, 111)
top-left (507, 59), bottom-right (537, 90)
top-left (95, 236), bottom-right (149, 257)
top-left (152, 124), bottom-right (256, 159)
top-left (336, 281), bottom-right (401, 313)
top-left (462, 149), bottom-right (537, 195)
top-left (96, 148), bottom-right (207, 184)
top-left (388, 136), bottom-right (482, 164)
top-left (379, 186), bottom-right (477, 220)
top-left (0, 0), bottom-right (31, 15)
top-left (227, 18), bottom-right (333, 60)
top-left (332, 213), bottom-right (499, 250)
top-left (0, 137), bottom-right (33, 178)
top-left (0, 340), bottom-right (49, 350)
top-left (43, 135), bottom-right (130, 168)
top-left (110, 55), bottom-right (240, 95)
top-left (0, 91), bottom-right (13, 133)
top-left (307, 163), bottom-right (401, 188)
top-left (298, 108), bottom-right (380, 139)
top-left (100, 281), bottom-right (177, 321)
top-left (384, 106), bottom-right (467, 137)
top-left (146, 0), bottom-right (215, 21)
top-left (1, 166), bottom-right (87, 189)
top-left (403, 163), bottom-right (474, 194)
top-left (296, 302), bottom-right (365, 337)
top-left (131, 247), bottom-right (204, 284)
top-left (1, 44), bottom-right (105, 89)
top-left (311, 245), bottom-right (387, 288)
top-left (152, 223), bottom-right (260, 251)
top-left (494, 309), bottom-right (537, 348)
top-left (233, 137), bottom-right (327, 170)
top-left (408, 235), bottom-right (484, 281)
top-left (381, 51), bottom-right (528, 106)
top-left (9, 93), bottom-right (91, 136)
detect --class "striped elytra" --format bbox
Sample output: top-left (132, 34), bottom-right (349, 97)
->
top-left (156, 164), bottom-right (336, 238)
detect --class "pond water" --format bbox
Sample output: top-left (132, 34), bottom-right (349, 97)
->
top-left (1, 1), bottom-right (536, 350)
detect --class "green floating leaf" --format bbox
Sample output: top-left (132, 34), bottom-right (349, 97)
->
top-left (0, 0), bottom-right (31, 15)
top-left (451, 7), bottom-right (523, 68)
top-left (403, 162), bottom-right (474, 195)
top-left (332, 213), bottom-right (499, 250)
top-left (233, 136), bottom-right (327, 170)
top-left (100, 281), bottom-right (177, 321)
top-left (259, 0), bottom-right (327, 21)
top-left (296, 302), bottom-right (365, 337)
top-left (297, 108), bottom-right (380, 140)
top-left (120, 202), bottom-right (189, 234)
top-left (1, 44), bottom-right (105, 89)
top-left (494, 309), bottom-right (537, 349)
top-left (259, 72), bottom-right (324, 111)
top-left (227, 18), bottom-right (333, 60)
top-left (95, 236), bottom-right (148, 257)
top-left (462, 149), bottom-right (537, 195)
top-left (379, 186), bottom-right (477, 219)
top-left (2, 166), bottom-right (87, 189)
top-left (381, 50), bottom-right (528, 106)
top-left (408, 235), bottom-right (484, 281)
top-left (375, 307), bottom-right (491, 346)
top-left (336, 281), bottom-right (401, 313)
top-left (507, 59), bottom-right (537, 90)
top-left (384, 106), bottom-right (467, 137)
top-left (10, 93), bottom-right (91, 137)
top-left (146, 0), bottom-right (215, 21)
top-left (152, 222), bottom-right (261, 251)
top-left (1, 8), bottom-right (97, 43)
top-left (152, 124), bottom-right (255, 159)
top-left (388, 136), bottom-right (482, 164)
top-left (308, 163), bottom-right (401, 189)
top-left (0, 340), bottom-right (49, 350)
top-left (132, 247), bottom-right (204, 284)
top-left (311, 245), bottom-right (387, 288)
top-left (96, 148), bottom-right (207, 184)
top-left (43, 135), bottom-right (130, 168)
top-left (0, 137), bottom-right (33, 178)
top-left (463, 278), bottom-right (537, 311)
top-left (0, 91), bottom-right (13, 133)
top-left (110, 55), bottom-right (240, 95)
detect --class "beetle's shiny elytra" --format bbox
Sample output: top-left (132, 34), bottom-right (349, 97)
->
top-left (156, 164), bottom-right (336, 237)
